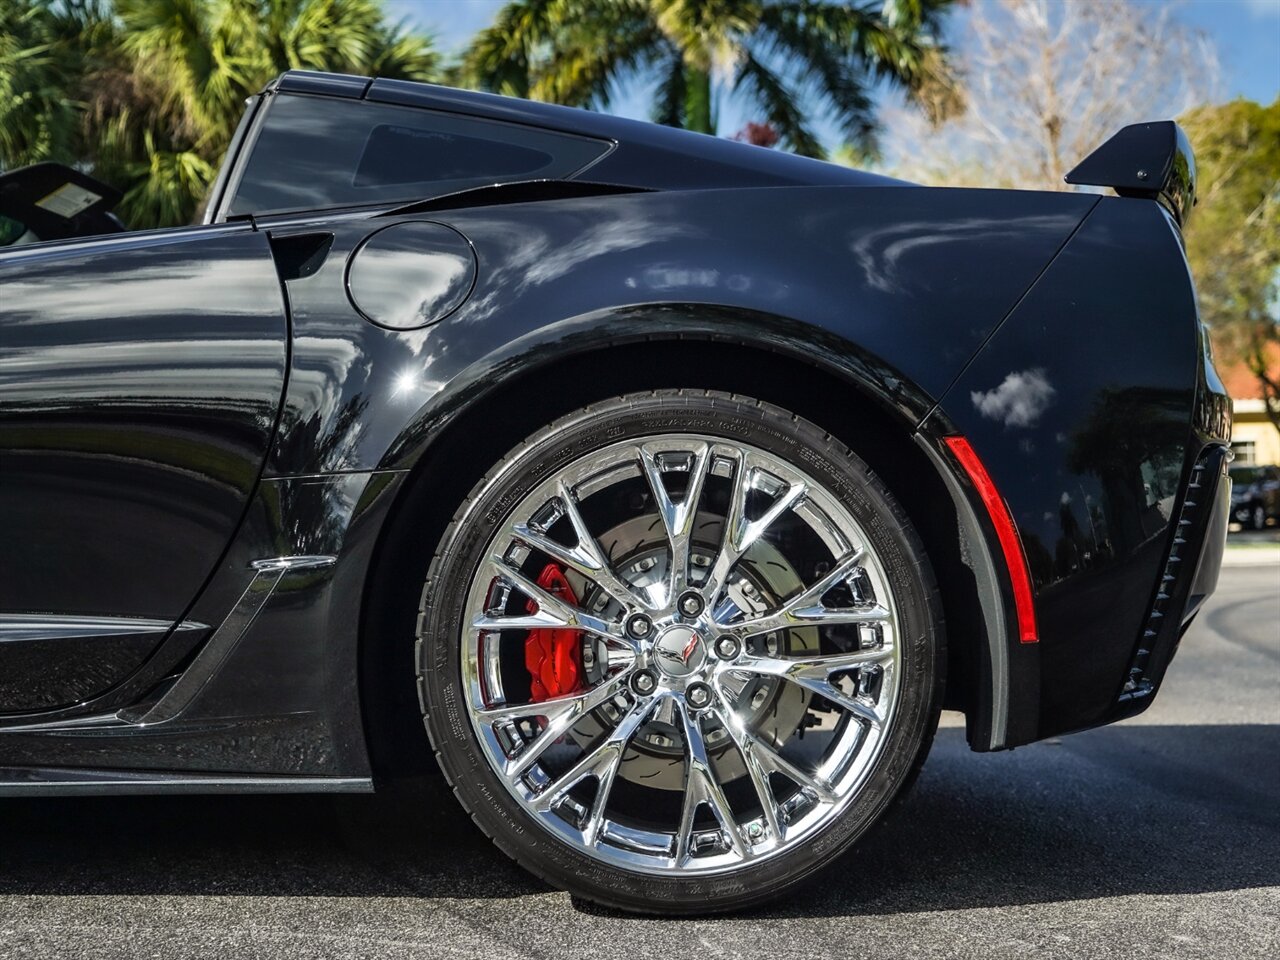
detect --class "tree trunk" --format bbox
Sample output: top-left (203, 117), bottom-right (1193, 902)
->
top-left (1247, 336), bottom-right (1280, 438)
top-left (683, 66), bottom-right (713, 135)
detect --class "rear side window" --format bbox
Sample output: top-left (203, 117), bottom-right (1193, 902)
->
top-left (228, 94), bottom-right (610, 216)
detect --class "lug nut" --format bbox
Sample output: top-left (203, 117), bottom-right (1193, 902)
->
top-left (678, 591), bottom-right (704, 618)
top-left (685, 682), bottom-right (712, 709)
top-left (714, 636), bottom-right (740, 660)
top-left (631, 670), bottom-right (657, 696)
top-left (625, 613), bottom-right (653, 639)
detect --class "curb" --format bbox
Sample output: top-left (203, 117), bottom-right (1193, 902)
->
top-left (1221, 548), bottom-right (1280, 567)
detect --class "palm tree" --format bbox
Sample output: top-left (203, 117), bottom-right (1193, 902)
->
top-left (459, 0), bottom-right (958, 158)
top-left (111, 0), bottom-right (442, 224)
top-left (0, 1), bottom-right (82, 170)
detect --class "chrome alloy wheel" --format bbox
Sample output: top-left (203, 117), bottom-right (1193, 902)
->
top-left (461, 434), bottom-right (901, 875)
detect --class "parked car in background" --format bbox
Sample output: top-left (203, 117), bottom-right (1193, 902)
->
top-left (1230, 464), bottom-right (1280, 529)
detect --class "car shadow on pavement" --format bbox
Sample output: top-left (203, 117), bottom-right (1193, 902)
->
top-left (760, 721), bottom-right (1280, 919)
top-left (0, 724), bottom-right (1276, 916)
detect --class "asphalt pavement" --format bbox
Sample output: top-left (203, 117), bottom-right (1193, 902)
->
top-left (1, 564), bottom-right (1277, 960)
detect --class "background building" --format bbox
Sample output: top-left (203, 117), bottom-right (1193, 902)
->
top-left (1221, 348), bottom-right (1280, 465)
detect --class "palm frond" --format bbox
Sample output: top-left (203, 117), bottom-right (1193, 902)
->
top-left (457, 0), bottom-right (561, 97)
top-left (117, 132), bottom-right (216, 227)
top-left (366, 21), bottom-right (442, 83)
top-left (532, 10), bottom-right (663, 108)
top-left (734, 52), bottom-right (823, 158)
top-left (760, 0), bottom-right (960, 128)
top-left (757, 5), bottom-right (875, 150)
top-left (0, 3), bottom-right (85, 168)
top-left (461, 0), bottom-right (654, 108)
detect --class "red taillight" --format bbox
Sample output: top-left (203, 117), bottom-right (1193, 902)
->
top-left (942, 436), bottom-right (1039, 644)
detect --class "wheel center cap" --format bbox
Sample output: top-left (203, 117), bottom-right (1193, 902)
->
top-left (652, 625), bottom-right (706, 677)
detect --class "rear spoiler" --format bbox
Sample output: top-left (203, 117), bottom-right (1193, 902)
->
top-left (1065, 121), bottom-right (1196, 228)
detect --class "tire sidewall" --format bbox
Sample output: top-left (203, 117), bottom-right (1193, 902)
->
top-left (418, 392), bottom-right (941, 911)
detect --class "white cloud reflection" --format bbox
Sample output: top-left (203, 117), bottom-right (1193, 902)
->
top-left (970, 368), bottom-right (1055, 428)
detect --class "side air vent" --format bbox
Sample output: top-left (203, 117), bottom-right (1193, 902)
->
top-left (1120, 455), bottom-right (1209, 701)
top-left (268, 231), bottom-right (333, 282)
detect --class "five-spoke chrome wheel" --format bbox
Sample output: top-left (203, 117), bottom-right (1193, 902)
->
top-left (461, 433), bottom-right (901, 875)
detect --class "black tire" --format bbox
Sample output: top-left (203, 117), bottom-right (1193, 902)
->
top-left (416, 390), bottom-right (945, 914)
top-left (1251, 504), bottom-right (1266, 531)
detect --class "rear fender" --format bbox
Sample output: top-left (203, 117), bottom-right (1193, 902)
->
top-left (929, 196), bottom-right (1219, 745)
top-left (263, 185), bottom-right (1097, 478)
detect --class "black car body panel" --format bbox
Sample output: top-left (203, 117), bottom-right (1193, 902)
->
top-left (925, 197), bottom-right (1227, 742)
top-left (0, 71), bottom-right (1230, 792)
top-left (262, 185), bottom-right (1095, 478)
top-left (0, 225), bottom-right (288, 715)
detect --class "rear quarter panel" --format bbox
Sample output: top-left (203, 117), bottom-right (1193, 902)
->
top-left (263, 185), bottom-right (1097, 478)
top-left (927, 197), bottom-right (1225, 743)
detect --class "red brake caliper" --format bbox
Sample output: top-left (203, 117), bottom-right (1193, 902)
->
top-left (524, 564), bottom-right (586, 702)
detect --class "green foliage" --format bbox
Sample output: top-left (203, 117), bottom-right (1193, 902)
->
top-left (0, 0), bottom-right (440, 228)
top-left (2, 0), bottom-right (952, 223)
top-left (459, 0), bottom-right (958, 158)
top-left (1182, 98), bottom-right (1280, 433)
top-left (0, 2), bottom-right (82, 167)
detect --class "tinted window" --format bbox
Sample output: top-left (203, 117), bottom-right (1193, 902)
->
top-left (228, 94), bottom-right (609, 216)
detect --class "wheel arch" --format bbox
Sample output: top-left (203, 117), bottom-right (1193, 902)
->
top-left (358, 318), bottom-right (1008, 779)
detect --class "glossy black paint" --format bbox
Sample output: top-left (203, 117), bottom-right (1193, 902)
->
top-left (0, 616), bottom-right (203, 713)
top-left (363, 75), bottom-right (906, 193)
top-left (263, 186), bottom-right (1094, 477)
top-left (227, 93), bottom-right (613, 219)
top-left (204, 70), bottom-right (901, 225)
top-left (927, 197), bottom-right (1228, 743)
top-left (346, 221), bottom-right (477, 329)
top-left (0, 72), bottom-right (1229, 788)
top-left (0, 470), bottom-right (402, 775)
top-left (0, 225), bottom-right (287, 714)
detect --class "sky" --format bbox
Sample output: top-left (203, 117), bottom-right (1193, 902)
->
top-left (389, 0), bottom-right (1280, 128)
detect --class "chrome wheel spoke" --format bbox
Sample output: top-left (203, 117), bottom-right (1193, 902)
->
top-left (775, 672), bottom-right (884, 729)
top-left (674, 699), bottom-right (746, 863)
top-left (720, 550), bottom-right (889, 638)
top-left (703, 450), bottom-right (807, 607)
top-left (531, 693), bottom-right (655, 818)
top-left (579, 745), bottom-right (626, 847)
top-left (512, 479), bottom-right (655, 612)
top-left (732, 641), bottom-right (888, 729)
top-left (639, 441), bottom-right (712, 604)
top-left (712, 705), bottom-right (783, 840)
top-left (477, 673), bottom-right (632, 780)
top-left (824, 690), bottom-right (885, 728)
top-left (754, 737), bottom-right (838, 804)
top-left (475, 556), bottom-right (628, 646)
top-left (735, 646), bottom-right (892, 684)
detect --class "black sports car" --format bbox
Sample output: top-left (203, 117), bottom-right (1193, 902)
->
top-left (0, 71), bottom-right (1231, 913)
